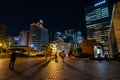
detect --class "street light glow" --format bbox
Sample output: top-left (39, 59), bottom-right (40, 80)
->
top-left (0, 43), bottom-right (2, 46)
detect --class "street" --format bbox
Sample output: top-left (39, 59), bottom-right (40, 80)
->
top-left (0, 57), bottom-right (120, 80)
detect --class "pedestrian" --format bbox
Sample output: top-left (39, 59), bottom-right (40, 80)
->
top-left (117, 53), bottom-right (120, 62)
top-left (104, 53), bottom-right (109, 61)
top-left (68, 50), bottom-right (72, 57)
top-left (61, 50), bottom-right (65, 62)
top-left (9, 50), bottom-right (18, 70)
top-left (98, 53), bottom-right (101, 62)
top-left (54, 53), bottom-right (58, 62)
top-left (55, 53), bottom-right (57, 58)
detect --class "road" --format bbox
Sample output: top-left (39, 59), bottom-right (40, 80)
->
top-left (0, 57), bottom-right (120, 80)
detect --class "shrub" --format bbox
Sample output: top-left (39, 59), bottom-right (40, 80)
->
top-left (18, 53), bottom-right (29, 57)
top-left (112, 52), bottom-right (118, 58)
top-left (0, 53), bottom-right (11, 58)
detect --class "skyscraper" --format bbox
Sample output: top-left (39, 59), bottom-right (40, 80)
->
top-left (85, 0), bottom-right (113, 56)
top-left (20, 31), bottom-right (29, 46)
top-left (28, 20), bottom-right (49, 51)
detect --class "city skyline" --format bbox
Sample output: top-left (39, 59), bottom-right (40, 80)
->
top-left (0, 0), bottom-right (119, 37)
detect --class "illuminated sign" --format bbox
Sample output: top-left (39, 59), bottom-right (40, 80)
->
top-left (94, 0), bottom-right (106, 6)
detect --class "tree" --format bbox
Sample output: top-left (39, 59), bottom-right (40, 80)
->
top-left (0, 36), bottom-right (13, 53)
top-left (42, 44), bottom-right (52, 60)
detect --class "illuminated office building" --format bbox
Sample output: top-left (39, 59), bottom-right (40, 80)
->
top-left (20, 31), bottom-right (29, 46)
top-left (13, 36), bottom-right (20, 46)
top-left (109, 1), bottom-right (120, 54)
top-left (85, 0), bottom-right (113, 56)
top-left (29, 20), bottom-right (49, 51)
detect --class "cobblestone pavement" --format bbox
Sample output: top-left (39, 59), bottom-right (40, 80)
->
top-left (0, 57), bottom-right (120, 80)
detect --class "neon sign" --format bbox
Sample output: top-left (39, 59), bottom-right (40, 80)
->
top-left (94, 0), bottom-right (106, 6)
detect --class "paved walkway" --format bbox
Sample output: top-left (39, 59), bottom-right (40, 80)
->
top-left (0, 57), bottom-right (120, 80)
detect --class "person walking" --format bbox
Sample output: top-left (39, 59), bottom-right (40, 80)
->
top-left (98, 53), bottom-right (101, 62)
top-left (54, 53), bottom-right (58, 62)
top-left (9, 50), bottom-right (18, 70)
top-left (104, 53), bottom-right (109, 61)
top-left (61, 50), bottom-right (65, 62)
top-left (68, 50), bottom-right (72, 57)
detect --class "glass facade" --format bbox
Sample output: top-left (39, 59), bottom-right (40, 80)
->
top-left (85, 0), bottom-right (113, 56)
top-left (29, 21), bottom-right (49, 51)
top-left (86, 7), bottom-right (109, 25)
top-left (20, 31), bottom-right (29, 46)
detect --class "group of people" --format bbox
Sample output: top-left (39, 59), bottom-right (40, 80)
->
top-left (9, 50), bottom-right (66, 71)
top-left (9, 50), bottom-right (113, 70)
top-left (54, 50), bottom-right (65, 62)
top-left (98, 53), bottom-right (110, 62)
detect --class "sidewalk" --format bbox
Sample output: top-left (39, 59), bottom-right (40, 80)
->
top-left (69, 56), bottom-right (90, 60)
top-left (0, 57), bottom-right (120, 80)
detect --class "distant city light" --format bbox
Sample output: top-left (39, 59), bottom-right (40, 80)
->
top-left (40, 19), bottom-right (43, 23)
top-left (14, 36), bottom-right (20, 40)
top-left (94, 0), bottom-right (106, 7)
top-left (63, 36), bottom-right (66, 39)
top-left (31, 44), bottom-right (37, 50)
top-left (57, 32), bottom-right (61, 35)
top-left (31, 44), bottom-right (34, 47)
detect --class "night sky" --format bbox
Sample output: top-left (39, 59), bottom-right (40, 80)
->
top-left (0, 0), bottom-right (119, 37)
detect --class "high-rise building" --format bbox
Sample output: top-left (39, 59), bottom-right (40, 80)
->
top-left (7, 36), bottom-right (14, 46)
top-left (29, 20), bottom-right (49, 51)
top-left (49, 32), bottom-right (57, 42)
top-left (13, 36), bottom-right (20, 46)
top-left (109, 1), bottom-right (120, 54)
top-left (0, 24), bottom-right (6, 40)
top-left (85, 0), bottom-right (113, 56)
top-left (20, 31), bottom-right (29, 46)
